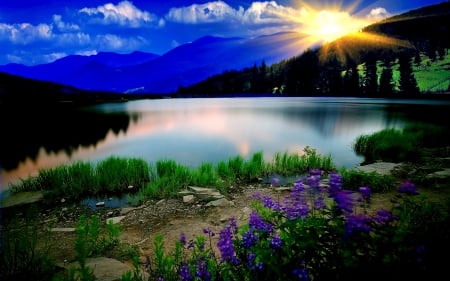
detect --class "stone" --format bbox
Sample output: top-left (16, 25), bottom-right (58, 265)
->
top-left (205, 198), bottom-right (233, 207)
top-left (355, 162), bottom-right (400, 175)
top-left (65, 257), bottom-right (148, 281)
top-left (96, 201), bottom-right (105, 207)
top-left (183, 195), bottom-right (195, 204)
top-left (106, 216), bottom-right (126, 224)
top-left (51, 228), bottom-right (76, 232)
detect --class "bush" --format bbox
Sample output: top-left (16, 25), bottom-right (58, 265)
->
top-left (137, 170), bottom-right (450, 281)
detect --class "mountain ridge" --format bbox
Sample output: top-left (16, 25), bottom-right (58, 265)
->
top-left (0, 31), bottom-right (306, 94)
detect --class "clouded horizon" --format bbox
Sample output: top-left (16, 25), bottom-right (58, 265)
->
top-left (0, 0), bottom-right (443, 65)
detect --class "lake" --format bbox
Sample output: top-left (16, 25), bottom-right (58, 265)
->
top-left (2, 96), bottom-right (450, 192)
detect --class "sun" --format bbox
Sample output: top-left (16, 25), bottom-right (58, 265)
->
top-left (286, 1), bottom-right (375, 44)
top-left (305, 10), bottom-right (365, 42)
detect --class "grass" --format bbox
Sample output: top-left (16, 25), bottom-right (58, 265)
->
top-left (353, 123), bottom-right (449, 164)
top-left (7, 147), bottom-right (336, 202)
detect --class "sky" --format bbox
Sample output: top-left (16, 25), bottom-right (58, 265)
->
top-left (0, 0), bottom-right (444, 65)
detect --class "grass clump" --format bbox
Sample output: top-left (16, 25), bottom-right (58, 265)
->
top-left (339, 167), bottom-right (397, 193)
top-left (0, 206), bottom-right (55, 281)
top-left (353, 123), bottom-right (448, 164)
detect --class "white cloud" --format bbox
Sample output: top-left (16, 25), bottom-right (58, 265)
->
top-left (94, 34), bottom-right (148, 51)
top-left (79, 0), bottom-right (158, 27)
top-left (52, 14), bottom-right (80, 32)
top-left (165, 1), bottom-right (240, 23)
top-left (367, 7), bottom-right (390, 20)
top-left (0, 22), bottom-right (52, 44)
top-left (165, 1), bottom-right (297, 25)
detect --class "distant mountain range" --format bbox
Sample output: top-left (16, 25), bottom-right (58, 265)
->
top-left (0, 32), bottom-right (307, 94)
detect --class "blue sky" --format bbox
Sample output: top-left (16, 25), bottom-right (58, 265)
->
top-left (0, 0), bottom-right (444, 65)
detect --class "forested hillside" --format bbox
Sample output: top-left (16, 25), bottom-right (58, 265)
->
top-left (176, 2), bottom-right (450, 97)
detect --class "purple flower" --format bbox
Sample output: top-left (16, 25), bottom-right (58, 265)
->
top-left (270, 234), bottom-right (283, 250)
top-left (331, 189), bottom-right (354, 214)
top-left (247, 252), bottom-right (256, 268)
top-left (195, 258), bottom-right (211, 281)
top-left (398, 180), bottom-right (419, 195)
top-left (292, 179), bottom-right (306, 193)
top-left (271, 177), bottom-right (280, 186)
top-left (179, 262), bottom-right (192, 281)
top-left (345, 214), bottom-right (371, 236)
top-left (217, 224), bottom-right (238, 264)
top-left (179, 232), bottom-right (186, 245)
top-left (241, 230), bottom-right (258, 249)
top-left (293, 267), bottom-right (310, 281)
top-left (309, 168), bottom-right (322, 176)
top-left (328, 172), bottom-right (343, 191)
top-left (374, 209), bottom-right (398, 224)
top-left (249, 211), bottom-right (273, 233)
top-left (359, 186), bottom-right (371, 203)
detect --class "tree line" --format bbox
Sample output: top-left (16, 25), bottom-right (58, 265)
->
top-left (176, 2), bottom-right (450, 98)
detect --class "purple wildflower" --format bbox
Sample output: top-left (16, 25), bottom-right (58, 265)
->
top-left (203, 228), bottom-right (215, 237)
top-left (249, 211), bottom-right (273, 233)
top-left (292, 179), bottom-right (306, 193)
top-left (179, 232), bottom-right (186, 245)
top-left (328, 172), bottom-right (342, 190)
top-left (374, 209), bottom-right (398, 224)
top-left (292, 267), bottom-right (310, 281)
top-left (331, 189), bottom-right (354, 214)
top-left (271, 177), bottom-right (280, 186)
top-left (217, 224), bottom-right (238, 264)
top-left (195, 258), bottom-right (211, 281)
top-left (345, 214), bottom-right (371, 236)
top-left (241, 230), bottom-right (258, 249)
top-left (398, 180), bottom-right (419, 195)
top-left (247, 252), bottom-right (256, 268)
top-left (309, 168), bottom-right (322, 176)
top-left (314, 198), bottom-right (326, 210)
top-left (270, 233), bottom-right (283, 250)
top-left (359, 186), bottom-right (371, 203)
top-left (179, 262), bottom-right (192, 281)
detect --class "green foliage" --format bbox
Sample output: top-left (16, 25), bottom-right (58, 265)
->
top-left (353, 124), bottom-right (449, 163)
top-left (9, 157), bottom-right (151, 201)
top-left (135, 172), bottom-right (450, 281)
top-left (353, 128), bottom-right (419, 163)
top-left (270, 147), bottom-right (335, 176)
top-left (340, 168), bottom-right (397, 193)
top-left (0, 206), bottom-right (55, 281)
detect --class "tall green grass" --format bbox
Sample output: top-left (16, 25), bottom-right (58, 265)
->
top-left (9, 157), bottom-right (151, 201)
top-left (353, 123), bottom-right (449, 164)
top-left (8, 148), bottom-right (336, 202)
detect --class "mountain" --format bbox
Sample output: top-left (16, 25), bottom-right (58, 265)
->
top-left (178, 1), bottom-right (450, 97)
top-left (0, 32), bottom-right (307, 94)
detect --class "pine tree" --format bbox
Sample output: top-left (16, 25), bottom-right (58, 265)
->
top-left (379, 65), bottom-right (394, 96)
top-left (362, 54), bottom-right (378, 96)
top-left (398, 53), bottom-right (420, 95)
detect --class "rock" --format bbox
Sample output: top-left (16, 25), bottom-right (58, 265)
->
top-left (183, 195), bottom-right (196, 204)
top-left (205, 198), bottom-right (233, 207)
top-left (51, 228), bottom-right (76, 232)
top-left (96, 201), bottom-right (105, 207)
top-left (106, 216), bottom-right (126, 224)
top-left (187, 186), bottom-right (224, 201)
top-left (121, 207), bottom-right (137, 215)
top-left (65, 257), bottom-right (147, 281)
top-left (1, 191), bottom-right (44, 209)
top-left (355, 162), bottom-right (400, 175)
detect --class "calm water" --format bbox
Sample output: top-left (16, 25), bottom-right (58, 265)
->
top-left (2, 97), bottom-right (450, 192)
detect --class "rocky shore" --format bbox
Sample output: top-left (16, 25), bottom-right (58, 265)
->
top-left (2, 148), bottom-right (450, 280)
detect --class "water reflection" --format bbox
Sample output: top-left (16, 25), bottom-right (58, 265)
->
top-left (2, 97), bottom-right (449, 191)
top-left (1, 107), bottom-right (132, 188)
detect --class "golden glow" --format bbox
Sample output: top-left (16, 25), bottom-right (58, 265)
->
top-left (291, 1), bottom-right (373, 44)
top-left (302, 9), bottom-right (367, 42)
